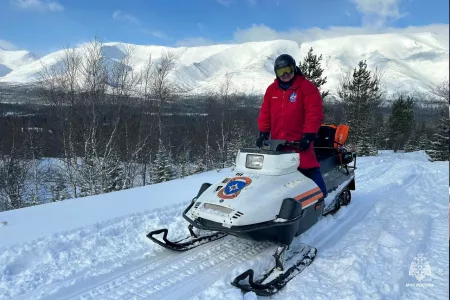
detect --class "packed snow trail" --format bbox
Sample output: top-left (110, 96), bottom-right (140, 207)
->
top-left (0, 151), bottom-right (448, 300)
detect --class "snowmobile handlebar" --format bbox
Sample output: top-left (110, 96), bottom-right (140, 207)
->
top-left (261, 139), bottom-right (303, 151)
top-left (262, 139), bottom-right (350, 153)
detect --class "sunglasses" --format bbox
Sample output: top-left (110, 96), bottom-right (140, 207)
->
top-left (275, 65), bottom-right (294, 77)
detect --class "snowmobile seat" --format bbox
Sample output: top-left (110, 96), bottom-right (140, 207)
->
top-left (318, 154), bottom-right (340, 174)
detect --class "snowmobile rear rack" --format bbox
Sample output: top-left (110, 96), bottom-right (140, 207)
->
top-left (146, 224), bottom-right (227, 252)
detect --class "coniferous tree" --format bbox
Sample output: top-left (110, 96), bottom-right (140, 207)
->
top-left (105, 163), bottom-right (125, 192)
top-left (179, 150), bottom-right (191, 178)
top-left (427, 116), bottom-right (449, 161)
top-left (418, 132), bottom-right (429, 151)
top-left (404, 137), bottom-right (416, 152)
top-left (193, 157), bottom-right (206, 174)
top-left (151, 143), bottom-right (175, 183)
top-left (389, 95), bottom-right (415, 152)
top-left (299, 47), bottom-right (329, 100)
top-left (50, 172), bottom-right (70, 201)
top-left (338, 60), bottom-right (383, 156)
top-left (356, 127), bottom-right (378, 156)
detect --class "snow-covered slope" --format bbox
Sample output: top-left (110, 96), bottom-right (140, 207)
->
top-left (0, 31), bottom-right (448, 96)
top-left (0, 46), bottom-right (38, 77)
top-left (0, 151), bottom-right (448, 300)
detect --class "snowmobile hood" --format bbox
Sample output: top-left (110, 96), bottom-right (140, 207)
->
top-left (185, 173), bottom-right (319, 227)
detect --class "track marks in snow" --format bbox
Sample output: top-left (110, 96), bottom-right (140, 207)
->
top-left (50, 237), bottom-right (273, 300)
top-left (271, 156), bottom-right (448, 300)
top-left (1, 152), bottom-right (448, 300)
top-left (0, 203), bottom-right (191, 299)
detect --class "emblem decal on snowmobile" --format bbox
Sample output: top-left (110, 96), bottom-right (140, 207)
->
top-left (217, 176), bottom-right (252, 199)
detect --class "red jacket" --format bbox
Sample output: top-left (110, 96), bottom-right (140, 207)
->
top-left (257, 75), bottom-right (324, 169)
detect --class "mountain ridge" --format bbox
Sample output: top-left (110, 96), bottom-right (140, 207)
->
top-left (0, 31), bottom-right (448, 96)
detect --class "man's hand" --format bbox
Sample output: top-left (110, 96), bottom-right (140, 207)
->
top-left (298, 133), bottom-right (317, 152)
top-left (256, 132), bottom-right (270, 147)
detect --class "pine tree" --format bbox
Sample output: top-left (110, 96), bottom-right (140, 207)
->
top-left (413, 122), bottom-right (428, 151)
top-left (51, 172), bottom-right (70, 201)
top-left (151, 143), bottom-right (175, 183)
top-left (372, 111), bottom-right (389, 149)
top-left (193, 157), bottom-right (206, 174)
top-left (418, 132), bottom-right (428, 150)
top-left (338, 60), bottom-right (382, 156)
top-left (105, 163), bottom-right (125, 192)
top-left (389, 95), bottom-right (415, 152)
top-left (426, 116), bottom-right (449, 161)
top-left (404, 137), bottom-right (416, 152)
top-left (299, 47), bottom-right (329, 100)
top-left (179, 150), bottom-right (191, 178)
top-left (356, 127), bottom-right (377, 156)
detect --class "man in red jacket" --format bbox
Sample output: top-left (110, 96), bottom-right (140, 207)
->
top-left (256, 54), bottom-right (327, 197)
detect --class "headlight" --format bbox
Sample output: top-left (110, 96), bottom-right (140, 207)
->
top-left (246, 154), bottom-right (264, 169)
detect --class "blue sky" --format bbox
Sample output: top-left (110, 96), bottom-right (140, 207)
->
top-left (0, 0), bottom-right (448, 56)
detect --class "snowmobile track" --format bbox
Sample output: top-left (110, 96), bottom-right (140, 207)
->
top-left (47, 237), bottom-right (273, 300)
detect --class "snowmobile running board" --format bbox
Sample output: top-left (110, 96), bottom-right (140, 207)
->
top-left (146, 225), bottom-right (228, 252)
top-left (231, 244), bottom-right (317, 296)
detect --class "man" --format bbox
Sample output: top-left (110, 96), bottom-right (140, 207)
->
top-left (256, 54), bottom-right (327, 197)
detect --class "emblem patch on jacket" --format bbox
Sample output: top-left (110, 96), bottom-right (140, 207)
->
top-left (289, 92), bottom-right (297, 103)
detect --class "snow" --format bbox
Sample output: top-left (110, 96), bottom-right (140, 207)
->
top-left (0, 31), bottom-right (448, 96)
top-left (0, 47), bottom-right (38, 77)
top-left (0, 169), bottom-right (231, 248)
top-left (0, 151), bottom-right (448, 300)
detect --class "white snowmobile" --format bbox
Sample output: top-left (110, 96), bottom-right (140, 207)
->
top-left (147, 124), bottom-right (356, 296)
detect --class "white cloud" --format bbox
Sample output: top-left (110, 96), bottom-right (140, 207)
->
top-left (351, 0), bottom-right (407, 27)
top-left (175, 37), bottom-right (216, 47)
top-left (139, 28), bottom-right (169, 39)
top-left (174, 23), bottom-right (449, 48)
top-left (0, 40), bottom-right (18, 51)
top-left (12, 0), bottom-right (64, 12)
top-left (216, 0), bottom-right (233, 7)
top-left (112, 10), bottom-right (139, 25)
top-left (148, 30), bottom-right (168, 39)
top-left (232, 23), bottom-right (449, 44)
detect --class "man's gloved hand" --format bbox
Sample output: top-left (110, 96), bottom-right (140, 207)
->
top-left (256, 132), bottom-right (270, 147)
top-left (298, 133), bottom-right (317, 152)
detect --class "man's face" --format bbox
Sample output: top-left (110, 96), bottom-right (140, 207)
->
top-left (275, 65), bottom-right (295, 82)
top-left (279, 72), bottom-right (294, 82)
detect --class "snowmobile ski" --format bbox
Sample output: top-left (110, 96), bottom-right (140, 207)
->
top-left (231, 244), bottom-right (317, 296)
top-left (147, 224), bottom-right (227, 251)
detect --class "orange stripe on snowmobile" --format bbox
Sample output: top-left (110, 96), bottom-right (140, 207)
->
top-left (301, 193), bottom-right (323, 208)
top-left (294, 187), bottom-right (321, 201)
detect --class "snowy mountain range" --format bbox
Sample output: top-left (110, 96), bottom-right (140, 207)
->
top-left (0, 31), bottom-right (448, 96)
top-left (0, 46), bottom-right (38, 78)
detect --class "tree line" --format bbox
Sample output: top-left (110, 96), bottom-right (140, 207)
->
top-left (0, 39), bottom-right (448, 212)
